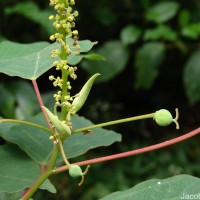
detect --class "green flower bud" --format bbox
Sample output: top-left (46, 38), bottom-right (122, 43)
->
top-left (154, 108), bottom-right (179, 129)
top-left (72, 30), bottom-right (78, 36)
top-left (49, 15), bottom-right (54, 20)
top-left (49, 35), bottom-right (55, 41)
top-left (72, 73), bottom-right (100, 113)
top-left (67, 16), bottom-right (74, 22)
top-left (43, 106), bottom-right (71, 140)
top-left (69, 165), bottom-right (82, 177)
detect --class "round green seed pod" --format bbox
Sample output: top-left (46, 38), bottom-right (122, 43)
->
top-left (69, 165), bottom-right (82, 178)
top-left (154, 109), bottom-right (173, 126)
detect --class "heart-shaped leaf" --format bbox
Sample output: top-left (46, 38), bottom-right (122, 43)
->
top-left (0, 39), bottom-right (97, 80)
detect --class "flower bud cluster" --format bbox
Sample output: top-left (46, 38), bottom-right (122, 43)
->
top-left (49, 0), bottom-right (79, 45)
top-left (48, 0), bottom-right (79, 110)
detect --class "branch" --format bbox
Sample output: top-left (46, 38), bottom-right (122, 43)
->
top-left (54, 127), bottom-right (200, 174)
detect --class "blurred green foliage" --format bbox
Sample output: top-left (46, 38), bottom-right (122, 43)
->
top-left (0, 0), bottom-right (200, 199)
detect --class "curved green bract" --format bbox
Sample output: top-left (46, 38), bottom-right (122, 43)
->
top-left (43, 106), bottom-right (71, 140)
top-left (72, 73), bottom-right (100, 113)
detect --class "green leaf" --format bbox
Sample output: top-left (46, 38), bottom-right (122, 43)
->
top-left (0, 81), bottom-right (38, 119)
top-left (183, 50), bottom-right (200, 104)
top-left (134, 42), bottom-right (165, 90)
top-left (0, 113), bottom-right (121, 164)
top-left (178, 10), bottom-right (191, 28)
top-left (0, 41), bottom-right (51, 80)
top-left (63, 115), bottom-right (122, 159)
top-left (82, 40), bottom-right (130, 83)
top-left (0, 84), bottom-right (15, 118)
top-left (101, 175), bottom-right (200, 200)
top-left (0, 39), bottom-right (97, 79)
top-left (5, 2), bottom-right (54, 35)
top-left (120, 25), bottom-right (142, 45)
top-left (0, 144), bottom-right (56, 193)
top-left (8, 193), bottom-right (22, 200)
top-left (84, 53), bottom-right (106, 61)
top-left (144, 25), bottom-right (178, 41)
top-left (145, 1), bottom-right (180, 23)
top-left (181, 23), bottom-right (200, 39)
top-left (67, 53), bottom-right (105, 65)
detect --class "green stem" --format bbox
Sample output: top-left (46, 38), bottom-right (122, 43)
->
top-left (0, 119), bottom-right (53, 135)
top-left (59, 139), bottom-right (71, 168)
top-left (21, 143), bottom-right (60, 200)
top-left (60, 37), bottom-right (69, 121)
top-left (72, 113), bottom-right (156, 134)
top-left (61, 68), bottom-right (69, 120)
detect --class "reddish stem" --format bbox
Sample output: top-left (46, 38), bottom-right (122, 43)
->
top-left (54, 127), bottom-right (200, 173)
top-left (32, 80), bottom-right (52, 130)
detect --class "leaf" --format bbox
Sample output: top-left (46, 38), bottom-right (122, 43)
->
top-left (0, 81), bottom-right (38, 119)
top-left (0, 41), bottom-right (51, 80)
top-left (134, 42), bottom-right (165, 90)
top-left (101, 175), bottom-right (200, 200)
top-left (0, 144), bottom-right (56, 193)
top-left (181, 23), bottom-right (200, 39)
top-left (8, 193), bottom-right (22, 200)
top-left (0, 113), bottom-right (121, 164)
top-left (183, 50), bottom-right (200, 104)
top-left (144, 25), bottom-right (178, 41)
top-left (82, 40), bottom-right (130, 83)
top-left (5, 2), bottom-right (54, 35)
top-left (0, 39), bottom-right (97, 80)
top-left (0, 84), bottom-right (16, 118)
top-left (67, 53), bottom-right (105, 65)
top-left (63, 115), bottom-right (122, 159)
top-left (145, 1), bottom-right (180, 23)
top-left (84, 53), bottom-right (106, 61)
top-left (178, 10), bottom-right (191, 28)
top-left (120, 25), bottom-right (142, 45)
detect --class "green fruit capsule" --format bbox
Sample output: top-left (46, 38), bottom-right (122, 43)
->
top-left (72, 73), bottom-right (100, 113)
top-left (68, 165), bottom-right (90, 186)
top-left (154, 109), bottom-right (172, 126)
top-left (154, 108), bottom-right (179, 129)
top-left (42, 106), bottom-right (71, 140)
top-left (69, 165), bottom-right (82, 178)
